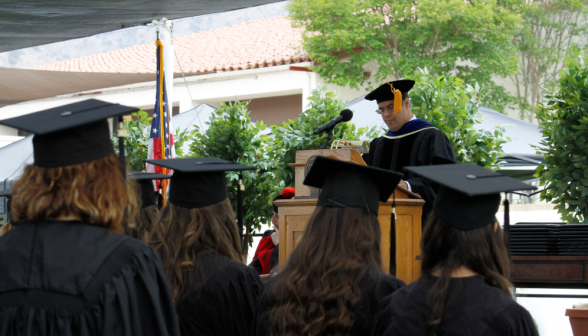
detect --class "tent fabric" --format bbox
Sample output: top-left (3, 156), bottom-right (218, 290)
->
top-left (0, 0), bottom-right (281, 53)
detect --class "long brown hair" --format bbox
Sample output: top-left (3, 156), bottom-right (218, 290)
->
top-left (125, 204), bottom-right (159, 242)
top-left (11, 153), bottom-right (138, 233)
top-left (264, 206), bottom-right (382, 336)
top-left (421, 212), bottom-right (512, 335)
top-left (150, 199), bottom-right (242, 302)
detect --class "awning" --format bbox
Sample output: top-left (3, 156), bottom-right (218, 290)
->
top-left (0, 0), bottom-right (281, 53)
top-left (0, 67), bottom-right (156, 108)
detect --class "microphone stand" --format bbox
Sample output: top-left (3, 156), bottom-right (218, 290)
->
top-left (320, 127), bottom-right (334, 149)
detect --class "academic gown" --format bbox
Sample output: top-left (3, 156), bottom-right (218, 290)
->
top-left (372, 276), bottom-right (539, 336)
top-left (249, 229), bottom-right (279, 275)
top-left (365, 127), bottom-right (456, 219)
top-left (175, 250), bottom-right (263, 336)
top-left (0, 220), bottom-right (180, 336)
top-left (253, 269), bottom-right (406, 336)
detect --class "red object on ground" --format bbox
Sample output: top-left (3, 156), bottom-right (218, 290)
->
top-left (566, 309), bottom-right (588, 336)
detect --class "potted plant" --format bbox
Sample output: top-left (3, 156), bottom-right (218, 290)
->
top-left (566, 303), bottom-right (588, 336)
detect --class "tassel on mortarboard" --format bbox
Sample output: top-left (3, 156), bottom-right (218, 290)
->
top-left (503, 194), bottom-right (511, 257)
top-left (386, 81), bottom-right (403, 114)
top-left (390, 191), bottom-right (397, 276)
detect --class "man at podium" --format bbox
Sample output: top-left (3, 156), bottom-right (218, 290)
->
top-left (364, 79), bottom-right (456, 219)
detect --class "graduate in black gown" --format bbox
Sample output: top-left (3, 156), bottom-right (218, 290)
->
top-left (372, 164), bottom-right (539, 336)
top-left (147, 158), bottom-right (263, 336)
top-left (124, 172), bottom-right (169, 243)
top-left (364, 80), bottom-right (456, 219)
top-left (0, 100), bottom-right (180, 336)
top-left (253, 156), bottom-right (406, 336)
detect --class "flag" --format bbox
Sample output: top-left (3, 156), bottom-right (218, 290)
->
top-left (146, 39), bottom-right (175, 204)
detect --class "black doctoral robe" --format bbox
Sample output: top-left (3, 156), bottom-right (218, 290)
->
top-left (372, 276), bottom-right (539, 336)
top-left (0, 220), bottom-right (180, 336)
top-left (253, 269), bottom-right (406, 336)
top-left (175, 250), bottom-right (263, 336)
top-left (365, 127), bottom-right (456, 220)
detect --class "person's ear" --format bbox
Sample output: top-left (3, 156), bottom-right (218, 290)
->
top-left (493, 221), bottom-right (499, 232)
top-left (404, 97), bottom-right (411, 110)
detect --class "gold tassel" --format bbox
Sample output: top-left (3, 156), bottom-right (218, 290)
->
top-left (386, 81), bottom-right (403, 114)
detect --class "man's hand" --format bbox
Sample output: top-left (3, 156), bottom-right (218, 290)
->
top-left (398, 179), bottom-right (408, 190)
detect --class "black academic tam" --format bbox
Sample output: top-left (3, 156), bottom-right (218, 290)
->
top-left (0, 99), bottom-right (137, 168)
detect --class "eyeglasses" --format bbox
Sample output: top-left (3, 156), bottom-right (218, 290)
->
top-left (375, 103), bottom-right (396, 115)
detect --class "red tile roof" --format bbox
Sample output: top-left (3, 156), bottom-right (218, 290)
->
top-left (31, 17), bottom-right (310, 74)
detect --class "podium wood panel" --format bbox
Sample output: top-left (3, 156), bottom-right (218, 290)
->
top-left (289, 149), bottom-right (367, 197)
top-left (278, 148), bottom-right (424, 284)
top-left (276, 197), bottom-right (424, 284)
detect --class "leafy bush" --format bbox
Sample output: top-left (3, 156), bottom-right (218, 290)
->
top-left (112, 109), bottom-right (152, 172)
top-left (535, 49), bottom-right (588, 223)
top-left (189, 101), bottom-right (275, 249)
top-left (410, 68), bottom-right (511, 169)
top-left (112, 108), bottom-right (193, 171)
top-left (270, 86), bottom-right (380, 186)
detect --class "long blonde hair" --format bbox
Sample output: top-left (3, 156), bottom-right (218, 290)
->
top-left (150, 199), bottom-right (242, 302)
top-left (12, 153), bottom-right (138, 233)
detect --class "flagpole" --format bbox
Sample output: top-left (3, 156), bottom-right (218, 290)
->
top-left (161, 21), bottom-right (174, 204)
top-left (160, 20), bottom-right (174, 119)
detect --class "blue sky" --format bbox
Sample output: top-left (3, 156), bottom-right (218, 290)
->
top-left (0, 2), bottom-right (288, 69)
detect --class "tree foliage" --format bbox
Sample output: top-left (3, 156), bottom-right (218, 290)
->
top-left (269, 86), bottom-right (380, 187)
top-left (188, 101), bottom-right (275, 250)
top-left (510, 0), bottom-right (588, 122)
top-left (410, 68), bottom-right (510, 169)
top-left (287, 0), bottom-right (521, 112)
top-left (535, 49), bottom-right (588, 223)
top-left (112, 109), bottom-right (192, 171)
top-left (112, 109), bottom-right (152, 172)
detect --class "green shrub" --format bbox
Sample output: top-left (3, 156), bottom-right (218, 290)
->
top-left (188, 101), bottom-right (275, 248)
top-left (112, 108), bottom-right (192, 171)
top-left (270, 86), bottom-right (380, 187)
top-left (410, 68), bottom-right (511, 169)
top-left (535, 49), bottom-right (588, 223)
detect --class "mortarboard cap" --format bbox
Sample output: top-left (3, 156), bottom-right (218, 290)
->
top-left (304, 156), bottom-right (403, 215)
top-left (0, 99), bottom-right (137, 168)
top-left (144, 158), bottom-right (255, 209)
top-left (365, 79), bottom-right (415, 109)
top-left (127, 172), bottom-right (171, 209)
top-left (404, 163), bottom-right (537, 230)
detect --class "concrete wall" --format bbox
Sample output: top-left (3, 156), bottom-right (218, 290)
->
top-left (0, 63), bottom-right (316, 135)
top-left (236, 94), bottom-right (302, 126)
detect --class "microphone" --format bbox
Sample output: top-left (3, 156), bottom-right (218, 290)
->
top-left (313, 109), bottom-right (353, 135)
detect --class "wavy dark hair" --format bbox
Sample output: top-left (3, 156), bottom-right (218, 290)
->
top-left (264, 206), bottom-right (382, 336)
top-left (421, 212), bottom-right (512, 335)
top-left (150, 199), bottom-right (242, 302)
top-left (125, 204), bottom-right (159, 243)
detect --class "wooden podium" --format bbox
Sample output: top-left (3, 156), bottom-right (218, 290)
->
top-left (274, 149), bottom-right (425, 284)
